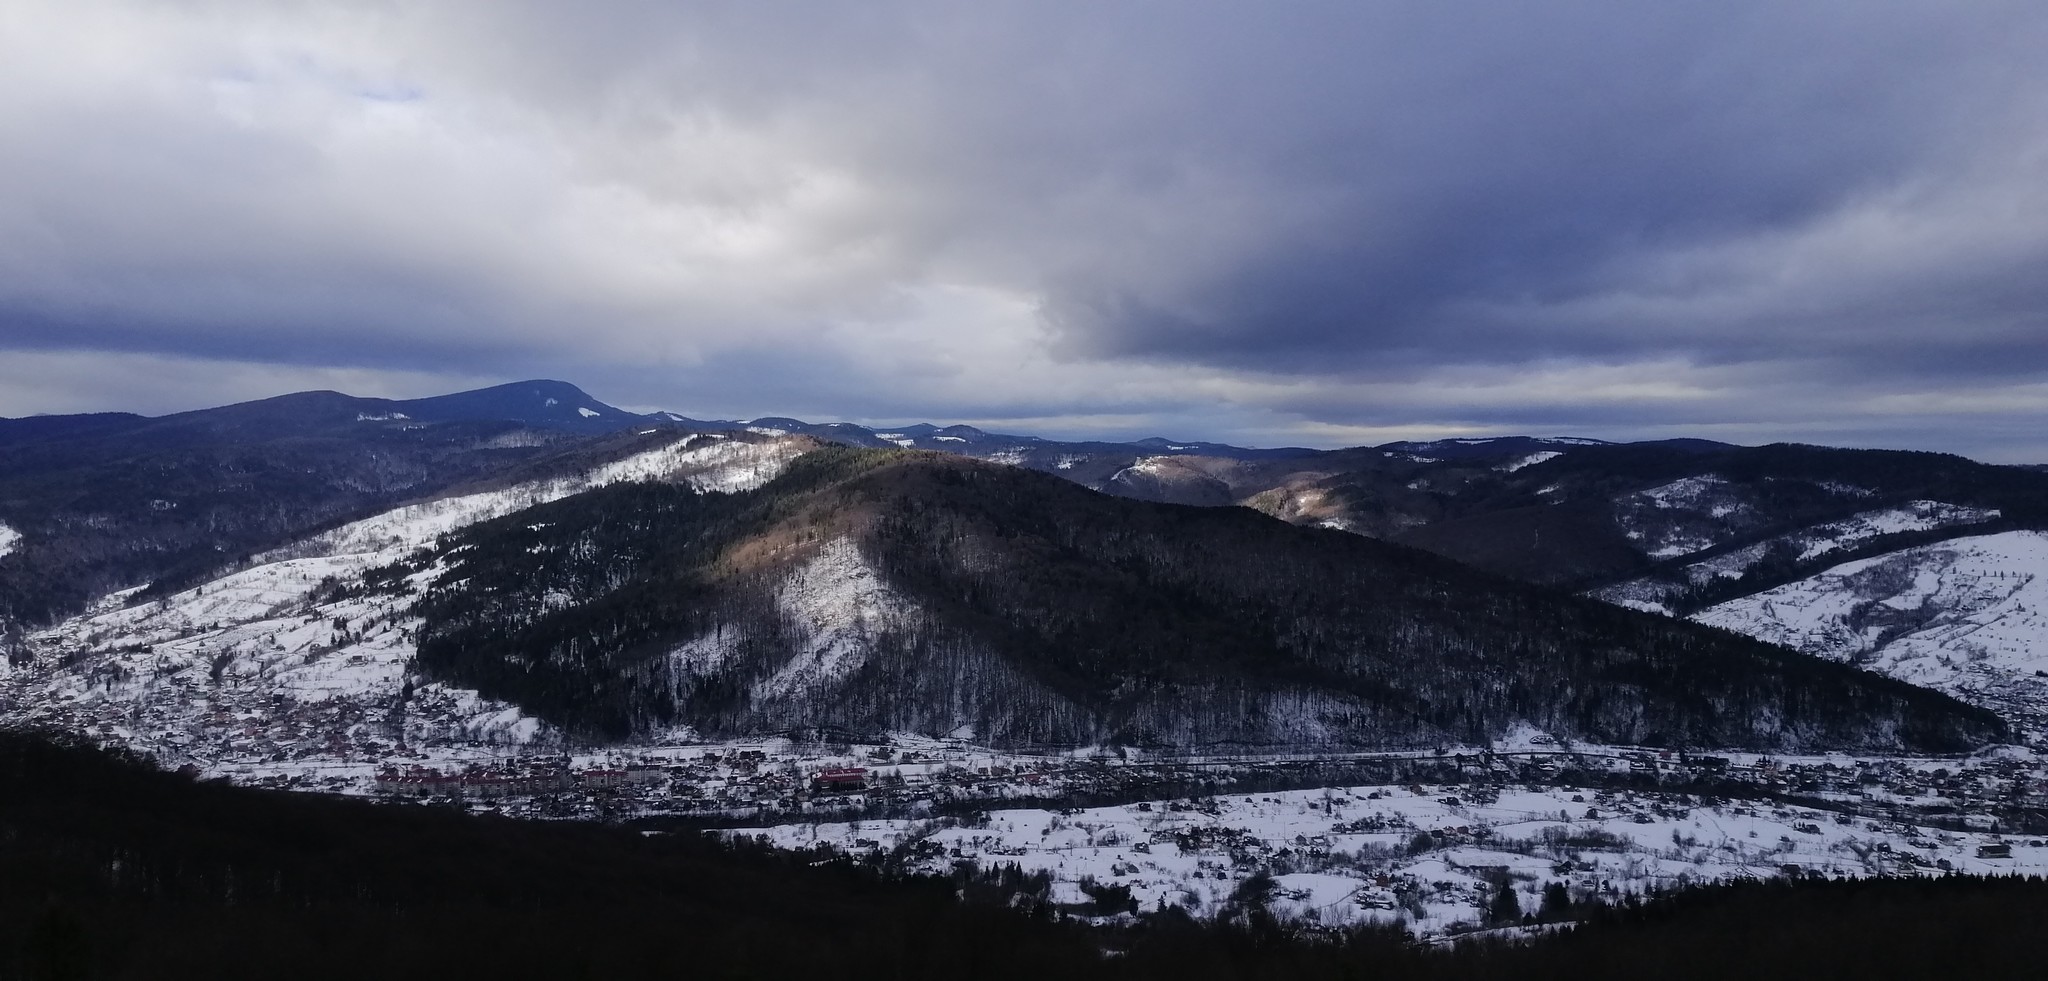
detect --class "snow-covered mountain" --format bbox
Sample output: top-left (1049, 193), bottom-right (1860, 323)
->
top-left (14, 437), bottom-right (1994, 758)
top-left (1693, 531), bottom-right (2048, 726)
top-left (6, 378), bottom-right (2046, 763)
top-left (392, 448), bottom-right (1998, 753)
top-left (1596, 500), bottom-right (2004, 615)
top-left (0, 432), bottom-right (815, 756)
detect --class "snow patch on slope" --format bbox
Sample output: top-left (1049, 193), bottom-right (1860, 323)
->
top-left (1791, 502), bottom-right (2000, 562)
top-left (0, 522), bottom-right (20, 558)
top-left (754, 539), bottom-right (910, 700)
top-left (1497, 451), bottom-right (1562, 472)
top-left (668, 630), bottom-right (740, 677)
top-left (985, 448), bottom-right (1030, 466)
top-left (1615, 476), bottom-right (1752, 559)
top-left (259, 435), bottom-right (805, 563)
top-left (1632, 476), bottom-right (1743, 516)
top-left (1595, 501), bottom-right (2006, 615)
top-left (1697, 501), bottom-right (2001, 579)
top-left (4, 433), bottom-right (817, 759)
top-left (1695, 531), bottom-right (2048, 722)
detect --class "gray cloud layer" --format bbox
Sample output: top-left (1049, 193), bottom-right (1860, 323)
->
top-left (3, 1), bottom-right (2046, 459)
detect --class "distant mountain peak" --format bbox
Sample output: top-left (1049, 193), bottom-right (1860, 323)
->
top-left (386, 380), bottom-right (640, 431)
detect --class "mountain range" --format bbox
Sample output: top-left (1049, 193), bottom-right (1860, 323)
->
top-left (3, 379), bottom-right (2043, 753)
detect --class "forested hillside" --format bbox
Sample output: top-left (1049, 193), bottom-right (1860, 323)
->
top-left (411, 448), bottom-right (2003, 751)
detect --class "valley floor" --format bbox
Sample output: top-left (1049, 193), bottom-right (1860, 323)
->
top-left (731, 779), bottom-right (2048, 938)
top-left (12, 716), bottom-right (2042, 939)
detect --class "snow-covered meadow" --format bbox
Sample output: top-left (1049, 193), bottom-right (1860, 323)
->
top-left (1697, 530), bottom-right (2048, 724)
top-left (734, 779), bottom-right (2048, 937)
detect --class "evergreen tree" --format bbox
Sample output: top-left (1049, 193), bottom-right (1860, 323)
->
top-left (1489, 880), bottom-right (1522, 926)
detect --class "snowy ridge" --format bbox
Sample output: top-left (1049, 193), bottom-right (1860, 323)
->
top-left (586, 433), bottom-right (810, 494)
top-left (2, 433), bottom-right (819, 765)
top-left (1127, 455), bottom-right (1175, 477)
top-left (1786, 501), bottom-right (1999, 563)
top-left (1684, 501), bottom-right (2002, 580)
top-left (754, 539), bottom-right (911, 700)
top-left (1109, 455), bottom-right (1214, 487)
top-left (985, 448), bottom-right (1030, 466)
top-left (1695, 531), bottom-right (2048, 724)
top-left (259, 435), bottom-right (806, 563)
top-left (1593, 501), bottom-right (2002, 614)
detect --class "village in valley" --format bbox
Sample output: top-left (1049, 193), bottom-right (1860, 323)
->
top-left (373, 734), bottom-right (2048, 935)
top-left (8, 552), bottom-right (2048, 937)
top-left (13, 662), bottom-right (2048, 938)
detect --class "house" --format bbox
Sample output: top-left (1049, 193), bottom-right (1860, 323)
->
top-left (1977, 842), bottom-right (2012, 859)
top-left (812, 767), bottom-right (869, 791)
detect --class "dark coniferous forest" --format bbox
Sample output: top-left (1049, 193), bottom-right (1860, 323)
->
top-left (410, 448), bottom-right (2002, 751)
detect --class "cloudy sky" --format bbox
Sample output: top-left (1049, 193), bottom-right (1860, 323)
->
top-left (3, 2), bottom-right (2046, 460)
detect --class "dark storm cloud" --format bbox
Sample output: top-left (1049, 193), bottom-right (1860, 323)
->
top-left (1028, 3), bottom-right (2048, 376)
top-left (2, 1), bottom-right (2046, 460)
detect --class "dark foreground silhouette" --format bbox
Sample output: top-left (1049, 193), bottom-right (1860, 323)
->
top-left (3, 731), bottom-right (2043, 980)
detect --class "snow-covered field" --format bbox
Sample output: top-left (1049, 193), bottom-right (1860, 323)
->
top-left (1596, 501), bottom-right (2002, 616)
top-left (1696, 530), bottom-right (2048, 723)
top-left (2, 433), bottom-right (814, 758)
top-left (734, 779), bottom-right (2048, 937)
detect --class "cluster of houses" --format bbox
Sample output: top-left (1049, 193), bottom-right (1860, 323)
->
top-left (20, 655), bottom-right (2045, 831)
top-left (371, 743), bottom-right (2046, 833)
top-left (374, 761), bottom-right (666, 798)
